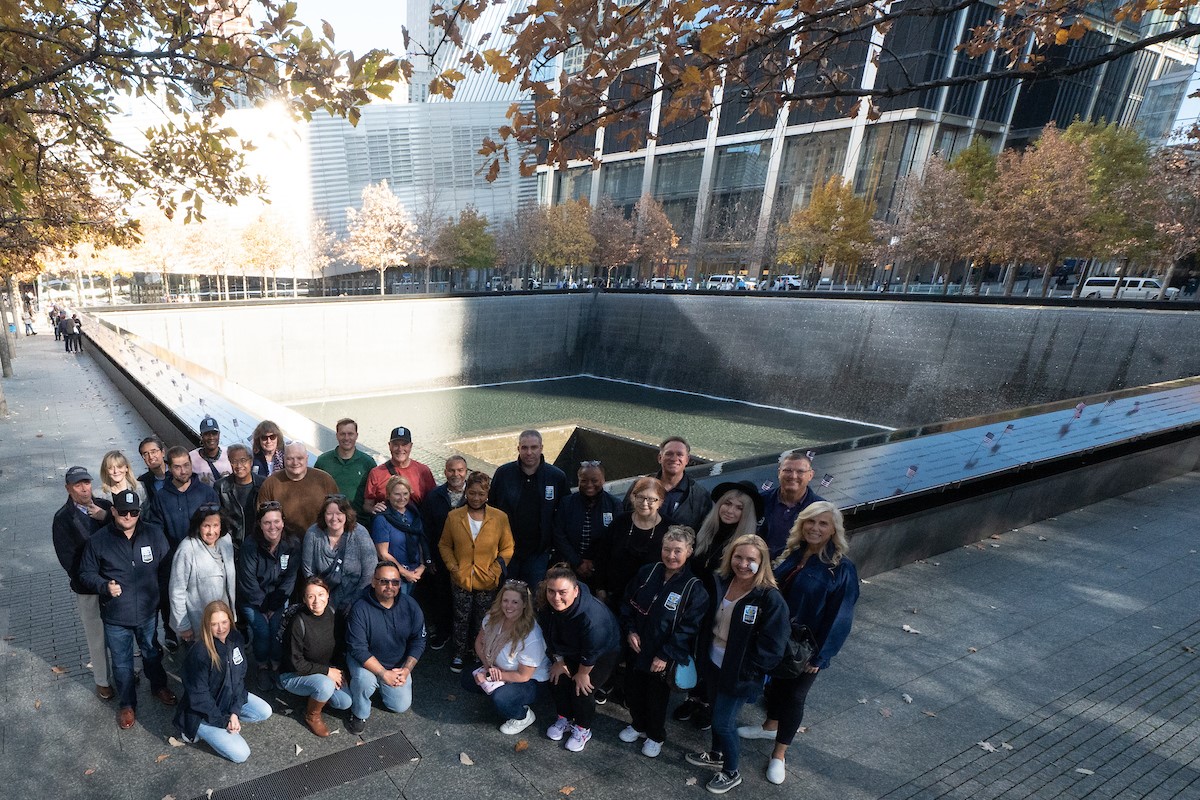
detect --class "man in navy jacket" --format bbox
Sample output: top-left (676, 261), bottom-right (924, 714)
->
top-left (78, 490), bottom-right (178, 730)
top-left (345, 563), bottom-right (426, 734)
top-left (488, 430), bottom-right (568, 586)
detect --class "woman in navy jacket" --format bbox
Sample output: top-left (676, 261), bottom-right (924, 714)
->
top-left (619, 526), bottom-right (709, 757)
top-left (738, 502), bottom-right (859, 786)
top-left (237, 502), bottom-right (300, 687)
top-left (685, 534), bottom-right (789, 795)
top-left (175, 600), bottom-right (273, 763)
top-left (553, 462), bottom-right (620, 590)
top-left (537, 564), bottom-right (621, 753)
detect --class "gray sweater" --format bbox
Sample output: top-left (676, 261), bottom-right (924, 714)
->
top-left (169, 536), bottom-right (237, 636)
top-left (301, 523), bottom-right (377, 610)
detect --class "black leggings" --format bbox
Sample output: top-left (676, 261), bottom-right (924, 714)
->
top-left (550, 650), bottom-right (620, 729)
top-left (764, 671), bottom-right (820, 746)
top-left (625, 663), bottom-right (672, 742)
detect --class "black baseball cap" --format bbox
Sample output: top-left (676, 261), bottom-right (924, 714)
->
top-left (199, 416), bottom-right (219, 433)
top-left (389, 426), bottom-right (412, 444)
top-left (65, 466), bottom-right (92, 484)
top-left (112, 490), bottom-right (141, 513)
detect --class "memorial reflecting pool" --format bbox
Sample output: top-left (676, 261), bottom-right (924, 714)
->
top-left (290, 376), bottom-right (885, 466)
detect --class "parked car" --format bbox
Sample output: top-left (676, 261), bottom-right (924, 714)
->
top-left (770, 275), bottom-right (803, 291)
top-left (1080, 277), bottom-right (1178, 300)
top-left (706, 274), bottom-right (737, 290)
top-left (649, 277), bottom-right (685, 290)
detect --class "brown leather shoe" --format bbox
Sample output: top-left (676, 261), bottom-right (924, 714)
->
top-left (117, 707), bottom-right (135, 730)
top-left (153, 687), bottom-right (177, 706)
top-left (96, 685), bottom-right (115, 701)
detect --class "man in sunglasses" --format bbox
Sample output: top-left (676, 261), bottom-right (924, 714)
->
top-left (79, 490), bottom-right (178, 730)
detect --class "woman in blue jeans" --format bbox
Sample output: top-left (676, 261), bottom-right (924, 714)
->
top-left (460, 579), bottom-right (550, 734)
top-left (684, 534), bottom-right (789, 794)
top-left (175, 600), bottom-right (273, 763)
top-left (237, 502), bottom-right (300, 689)
top-left (278, 577), bottom-right (352, 736)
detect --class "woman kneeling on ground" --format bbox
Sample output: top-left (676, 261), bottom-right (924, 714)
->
top-left (737, 502), bottom-right (859, 785)
top-left (460, 579), bottom-right (550, 735)
top-left (684, 534), bottom-right (789, 795)
top-left (538, 564), bottom-right (621, 753)
top-left (175, 600), bottom-right (273, 763)
top-left (619, 525), bottom-right (709, 758)
top-left (278, 577), bottom-right (352, 737)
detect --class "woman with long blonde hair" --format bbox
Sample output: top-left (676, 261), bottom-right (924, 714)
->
top-left (98, 450), bottom-right (144, 503)
top-left (461, 579), bottom-right (550, 735)
top-left (174, 600), bottom-right (273, 763)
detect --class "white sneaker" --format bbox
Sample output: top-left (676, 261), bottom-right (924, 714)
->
top-left (565, 724), bottom-right (592, 752)
top-left (641, 738), bottom-right (663, 758)
top-left (546, 715), bottom-right (572, 741)
top-left (737, 723), bottom-right (778, 740)
top-left (500, 707), bottom-right (535, 735)
top-left (618, 725), bottom-right (645, 743)
top-left (767, 758), bottom-right (786, 785)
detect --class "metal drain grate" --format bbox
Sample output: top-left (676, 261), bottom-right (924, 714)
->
top-left (191, 733), bottom-right (420, 800)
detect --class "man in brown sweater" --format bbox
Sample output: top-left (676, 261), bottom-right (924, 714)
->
top-left (257, 441), bottom-right (339, 538)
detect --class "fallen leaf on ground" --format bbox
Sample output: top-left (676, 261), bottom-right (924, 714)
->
top-left (1037, 536), bottom-right (1048, 541)
top-left (295, 744), bottom-right (303, 756)
top-left (168, 736), bottom-right (185, 747)
top-left (434, 729), bottom-right (441, 736)
top-left (514, 739), bottom-right (529, 752)
top-left (1001, 742), bottom-right (1014, 750)
top-left (977, 741), bottom-right (996, 752)
top-left (459, 752), bottom-right (474, 766)
top-left (990, 543), bottom-right (1000, 548)
top-left (446, 694), bottom-right (456, 701)
top-left (686, 777), bottom-right (698, 786)
top-left (922, 711), bottom-right (937, 717)
top-left (2, 635), bottom-right (14, 641)
top-left (51, 665), bottom-right (67, 674)
top-left (968, 647), bottom-right (978, 653)
top-left (84, 768), bottom-right (96, 775)
top-left (1075, 768), bottom-right (1094, 775)
top-left (860, 579), bottom-right (871, 584)
top-left (857, 698), bottom-right (868, 704)
top-left (34, 699), bottom-right (42, 710)
top-left (902, 694), bottom-right (913, 704)
top-left (990, 534), bottom-right (1001, 540)
top-left (880, 708), bottom-right (892, 718)
top-left (797, 726), bottom-right (808, 734)
top-left (206, 790), bottom-right (214, 799)
top-left (162, 795), bottom-right (176, 800)
top-left (901, 625), bottom-right (921, 635)
top-left (560, 788), bottom-right (575, 796)
top-left (1183, 645), bottom-right (1196, 654)
top-left (409, 757), bottom-right (419, 762)
top-left (155, 754), bottom-right (170, 763)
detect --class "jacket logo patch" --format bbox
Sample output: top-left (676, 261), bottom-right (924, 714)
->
top-left (602, 512), bottom-right (613, 526)
top-left (231, 647), bottom-right (244, 665)
top-left (742, 605), bottom-right (759, 625)
top-left (664, 592), bottom-right (681, 611)
top-left (279, 555), bottom-right (289, 570)
top-left (140, 546), bottom-right (154, 564)
top-left (545, 486), bottom-right (555, 501)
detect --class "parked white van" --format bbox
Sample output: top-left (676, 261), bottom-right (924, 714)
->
top-left (706, 274), bottom-right (737, 290)
top-left (1080, 277), bottom-right (1178, 300)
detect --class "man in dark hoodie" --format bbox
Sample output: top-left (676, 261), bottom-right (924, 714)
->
top-left (345, 562), bottom-right (426, 734)
top-left (489, 430), bottom-right (568, 587)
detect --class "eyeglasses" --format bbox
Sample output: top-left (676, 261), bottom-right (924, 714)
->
top-left (260, 433), bottom-right (278, 441)
top-left (324, 494), bottom-right (347, 503)
top-left (633, 494), bottom-right (662, 505)
top-left (230, 458), bottom-right (251, 465)
top-left (503, 579), bottom-right (528, 589)
top-left (376, 578), bottom-right (401, 586)
top-left (579, 460), bottom-right (601, 468)
top-left (198, 502), bottom-right (221, 513)
top-left (116, 509), bottom-right (140, 518)
top-left (257, 500), bottom-right (282, 512)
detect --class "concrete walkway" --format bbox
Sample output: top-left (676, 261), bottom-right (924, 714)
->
top-left (1, 326), bottom-right (1197, 799)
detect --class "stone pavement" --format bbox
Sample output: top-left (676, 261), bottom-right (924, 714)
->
top-left (1, 326), bottom-right (1197, 800)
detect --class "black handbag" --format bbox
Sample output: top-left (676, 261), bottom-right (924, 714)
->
top-left (772, 623), bottom-right (816, 680)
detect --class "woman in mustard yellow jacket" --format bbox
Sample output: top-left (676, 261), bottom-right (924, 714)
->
top-left (439, 472), bottom-right (515, 673)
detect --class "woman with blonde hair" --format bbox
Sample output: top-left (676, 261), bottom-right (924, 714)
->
top-left (371, 474), bottom-right (429, 595)
top-left (684, 533), bottom-right (789, 794)
top-left (737, 501), bottom-right (859, 786)
top-left (98, 450), bottom-right (144, 503)
top-left (174, 600), bottom-right (273, 763)
top-left (461, 579), bottom-right (550, 734)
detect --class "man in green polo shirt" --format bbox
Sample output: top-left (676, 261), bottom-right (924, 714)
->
top-left (314, 418), bottom-right (377, 518)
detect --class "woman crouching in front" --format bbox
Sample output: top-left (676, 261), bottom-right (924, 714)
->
top-left (175, 600), bottom-right (273, 762)
top-left (685, 534), bottom-right (789, 794)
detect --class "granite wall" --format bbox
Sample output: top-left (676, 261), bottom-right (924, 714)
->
top-left (96, 293), bottom-right (1200, 427)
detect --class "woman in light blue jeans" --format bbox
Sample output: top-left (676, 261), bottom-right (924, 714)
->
top-left (278, 577), bottom-right (351, 737)
top-left (175, 600), bottom-right (273, 763)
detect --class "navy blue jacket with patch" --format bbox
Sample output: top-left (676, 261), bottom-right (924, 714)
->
top-left (78, 520), bottom-right (172, 627)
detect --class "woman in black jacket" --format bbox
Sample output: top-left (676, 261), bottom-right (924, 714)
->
top-left (237, 502), bottom-right (300, 689)
top-left (553, 462), bottom-right (620, 591)
top-left (537, 564), bottom-right (621, 753)
top-left (684, 534), bottom-right (789, 795)
top-left (278, 577), bottom-right (351, 737)
top-left (175, 600), bottom-right (273, 763)
top-left (602, 476), bottom-right (672, 605)
top-left (619, 526), bottom-right (709, 757)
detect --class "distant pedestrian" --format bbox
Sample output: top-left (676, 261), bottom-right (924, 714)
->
top-left (23, 311), bottom-right (35, 335)
top-left (58, 313), bottom-right (75, 352)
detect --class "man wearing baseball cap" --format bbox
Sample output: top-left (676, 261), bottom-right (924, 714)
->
top-left (364, 426), bottom-right (436, 513)
top-left (51, 466), bottom-right (114, 700)
top-left (79, 489), bottom-right (178, 729)
top-left (189, 415), bottom-right (231, 487)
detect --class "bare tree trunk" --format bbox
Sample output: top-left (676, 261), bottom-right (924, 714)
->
top-left (1038, 259), bottom-right (1056, 297)
top-left (1159, 261), bottom-right (1178, 300)
top-left (1071, 257), bottom-right (1091, 298)
top-left (0, 308), bottom-right (14, 377)
top-left (1002, 259), bottom-right (1018, 296)
top-left (379, 264), bottom-right (386, 296)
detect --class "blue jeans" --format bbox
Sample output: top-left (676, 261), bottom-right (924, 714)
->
top-left (705, 659), bottom-right (749, 774)
top-left (279, 672), bottom-right (352, 710)
top-left (458, 667), bottom-right (543, 720)
top-left (348, 656), bottom-right (412, 719)
top-left (194, 693), bottom-right (273, 763)
top-left (239, 605), bottom-right (283, 664)
top-left (104, 615), bottom-right (168, 709)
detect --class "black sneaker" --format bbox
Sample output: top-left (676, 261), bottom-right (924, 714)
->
top-left (450, 656), bottom-right (464, 674)
top-left (347, 715), bottom-right (367, 735)
top-left (594, 687), bottom-right (608, 706)
top-left (695, 704), bottom-right (712, 731)
top-left (429, 633), bottom-right (449, 651)
top-left (685, 750), bottom-right (725, 770)
top-left (672, 697), bottom-right (701, 722)
top-left (706, 771), bottom-right (742, 794)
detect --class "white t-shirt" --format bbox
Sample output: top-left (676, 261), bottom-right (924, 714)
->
top-left (469, 516), bottom-right (484, 540)
top-left (485, 621), bottom-right (551, 682)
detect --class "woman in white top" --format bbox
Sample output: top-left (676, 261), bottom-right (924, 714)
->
top-left (98, 450), bottom-right (145, 503)
top-left (461, 579), bottom-right (549, 735)
top-left (169, 505), bottom-right (237, 643)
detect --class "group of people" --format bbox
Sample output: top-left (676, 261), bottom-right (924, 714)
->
top-left (52, 417), bottom-right (858, 793)
top-left (45, 304), bottom-right (83, 351)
